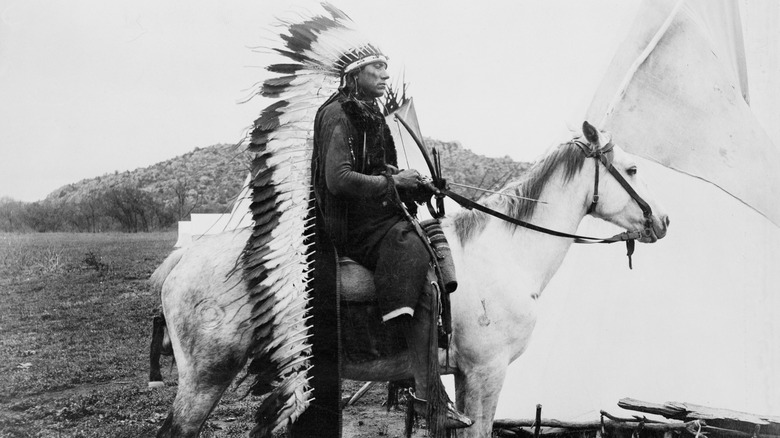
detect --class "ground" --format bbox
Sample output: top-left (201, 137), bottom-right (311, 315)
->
top-left (0, 232), bottom-right (430, 437)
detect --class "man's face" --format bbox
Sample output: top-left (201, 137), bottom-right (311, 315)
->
top-left (356, 62), bottom-right (389, 98)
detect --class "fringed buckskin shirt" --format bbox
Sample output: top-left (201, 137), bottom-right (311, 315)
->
top-left (312, 90), bottom-right (400, 257)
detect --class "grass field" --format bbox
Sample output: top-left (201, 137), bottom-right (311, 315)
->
top-left (0, 232), bottom-right (411, 438)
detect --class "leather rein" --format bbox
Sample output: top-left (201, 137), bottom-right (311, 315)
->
top-left (432, 140), bottom-right (655, 269)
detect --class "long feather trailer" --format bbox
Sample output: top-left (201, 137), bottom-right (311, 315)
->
top-left (240, 3), bottom-right (383, 436)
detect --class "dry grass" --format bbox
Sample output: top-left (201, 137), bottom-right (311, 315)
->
top-left (0, 232), bottom-right (263, 437)
top-left (0, 232), bottom-right (411, 438)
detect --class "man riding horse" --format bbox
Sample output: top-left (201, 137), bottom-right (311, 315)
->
top-left (291, 43), bottom-right (472, 435)
top-left (148, 5), bottom-right (671, 437)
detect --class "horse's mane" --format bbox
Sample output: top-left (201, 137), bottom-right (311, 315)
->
top-left (451, 139), bottom-right (588, 245)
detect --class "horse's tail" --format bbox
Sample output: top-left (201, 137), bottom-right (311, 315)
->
top-left (149, 312), bottom-right (169, 388)
top-left (148, 249), bottom-right (183, 388)
top-left (150, 248), bottom-right (185, 291)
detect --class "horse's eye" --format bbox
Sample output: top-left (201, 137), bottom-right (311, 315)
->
top-left (627, 166), bottom-right (638, 176)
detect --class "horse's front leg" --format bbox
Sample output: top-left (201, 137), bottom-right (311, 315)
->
top-left (454, 361), bottom-right (508, 438)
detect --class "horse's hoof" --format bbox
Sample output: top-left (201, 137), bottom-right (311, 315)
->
top-left (443, 401), bottom-right (473, 429)
top-left (148, 381), bottom-right (165, 389)
top-left (410, 393), bottom-right (473, 429)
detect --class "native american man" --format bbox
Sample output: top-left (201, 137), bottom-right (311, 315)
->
top-left (301, 45), bottom-right (472, 432)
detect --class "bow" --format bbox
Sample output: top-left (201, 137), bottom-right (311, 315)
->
top-left (392, 108), bottom-right (447, 218)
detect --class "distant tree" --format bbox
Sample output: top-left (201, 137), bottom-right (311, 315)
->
top-left (0, 197), bottom-right (28, 232)
top-left (71, 193), bottom-right (103, 232)
top-left (19, 200), bottom-right (66, 232)
top-left (171, 178), bottom-right (200, 220)
top-left (99, 185), bottom-right (167, 232)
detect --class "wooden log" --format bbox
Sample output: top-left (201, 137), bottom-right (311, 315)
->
top-left (493, 418), bottom-right (600, 430)
top-left (618, 398), bottom-right (780, 426)
top-left (702, 424), bottom-right (780, 438)
top-left (601, 410), bottom-right (667, 424)
top-left (618, 398), bottom-right (780, 436)
top-left (344, 381), bottom-right (375, 407)
top-left (617, 398), bottom-right (689, 420)
top-left (496, 399), bottom-right (780, 438)
top-left (500, 426), bottom-right (594, 436)
top-left (493, 417), bottom-right (704, 434)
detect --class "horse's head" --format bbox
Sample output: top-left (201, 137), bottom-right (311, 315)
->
top-left (581, 122), bottom-right (670, 243)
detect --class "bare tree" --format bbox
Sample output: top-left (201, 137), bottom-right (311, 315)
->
top-left (171, 178), bottom-right (200, 220)
top-left (99, 185), bottom-right (164, 232)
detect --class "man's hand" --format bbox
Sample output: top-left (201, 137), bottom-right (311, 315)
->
top-left (391, 169), bottom-right (440, 203)
top-left (392, 169), bottom-right (421, 191)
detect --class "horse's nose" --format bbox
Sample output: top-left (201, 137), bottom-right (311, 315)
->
top-left (651, 214), bottom-right (669, 239)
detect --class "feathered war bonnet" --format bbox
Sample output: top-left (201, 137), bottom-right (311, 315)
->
top-left (257, 3), bottom-right (388, 102)
top-left (240, 3), bottom-right (388, 437)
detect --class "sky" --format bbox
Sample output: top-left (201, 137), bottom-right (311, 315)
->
top-left (0, 0), bottom-right (641, 202)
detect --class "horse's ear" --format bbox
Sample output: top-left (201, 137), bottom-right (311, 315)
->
top-left (582, 121), bottom-right (600, 145)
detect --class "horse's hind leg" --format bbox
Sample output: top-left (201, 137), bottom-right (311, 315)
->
top-left (156, 378), bottom-right (233, 438)
top-left (156, 301), bottom-right (250, 437)
top-left (156, 349), bottom-right (247, 437)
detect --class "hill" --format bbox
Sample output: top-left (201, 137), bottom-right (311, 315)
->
top-left (48, 139), bottom-right (528, 207)
top-left (426, 138), bottom-right (531, 200)
top-left (47, 143), bottom-right (251, 215)
top-left (0, 140), bottom-right (529, 232)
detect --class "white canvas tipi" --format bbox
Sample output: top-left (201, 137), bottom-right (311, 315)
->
top-left (496, 0), bottom-right (780, 421)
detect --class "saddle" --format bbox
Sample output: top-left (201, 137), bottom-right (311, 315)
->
top-left (338, 256), bottom-right (452, 362)
top-left (338, 256), bottom-right (410, 362)
top-left (338, 220), bottom-right (457, 362)
top-left (338, 257), bottom-right (379, 303)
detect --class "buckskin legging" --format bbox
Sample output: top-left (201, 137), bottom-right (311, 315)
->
top-left (344, 219), bottom-right (430, 322)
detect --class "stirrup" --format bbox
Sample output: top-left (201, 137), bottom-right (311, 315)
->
top-left (406, 390), bottom-right (473, 430)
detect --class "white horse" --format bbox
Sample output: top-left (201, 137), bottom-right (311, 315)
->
top-left (151, 124), bottom-right (669, 437)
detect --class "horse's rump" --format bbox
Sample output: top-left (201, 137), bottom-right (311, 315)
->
top-left (149, 247), bottom-right (185, 290)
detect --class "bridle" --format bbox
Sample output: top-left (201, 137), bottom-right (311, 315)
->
top-left (573, 139), bottom-right (653, 220)
top-left (394, 110), bottom-right (656, 269)
top-left (434, 139), bottom-right (656, 269)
